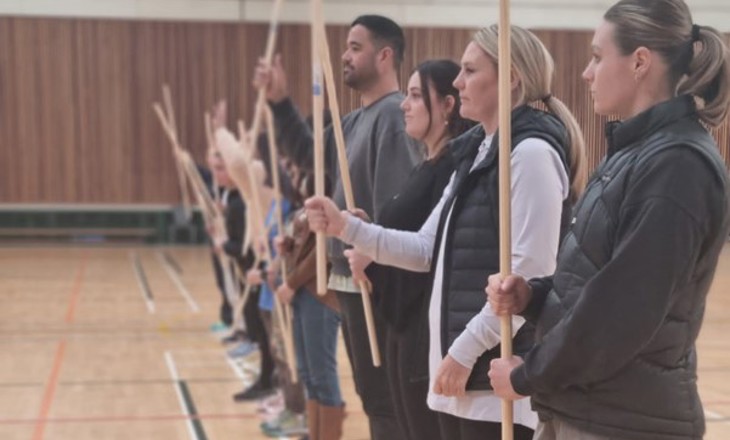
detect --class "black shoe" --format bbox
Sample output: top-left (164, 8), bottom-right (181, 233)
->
top-left (221, 330), bottom-right (248, 345)
top-left (232, 381), bottom-right (275, 402)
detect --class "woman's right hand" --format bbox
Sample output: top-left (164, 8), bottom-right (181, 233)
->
top-left (273, 235), bottom-right (293, 255)
top-left (304, 196), bottom-right (349, 237)
top-left (486, 274), bottom-right (532, 316)
top-left (252, 54), bottom-right (289, 104)
top-left (246, 268), bottom-right (263, 286)
top-left (344, 249), bottom-right (373, 288)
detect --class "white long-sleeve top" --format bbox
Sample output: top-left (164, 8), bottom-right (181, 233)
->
top-left (341, 134), bottom-right (569, 425)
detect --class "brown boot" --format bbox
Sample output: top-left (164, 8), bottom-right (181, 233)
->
top-left (306, 399), bottom-right (320, 440)
top-left (318, 404), bottom-right (345, 440)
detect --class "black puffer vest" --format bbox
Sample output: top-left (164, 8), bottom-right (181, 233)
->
top-left (529, 95), bottom-right (730, 439)
top-left (434, 105), bottom-right (572, 390)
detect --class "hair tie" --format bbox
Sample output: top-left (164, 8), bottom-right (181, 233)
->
top-left (541, 94), bottom-right (552, 104)
top-left (691, 24), bottom-right (701, 42)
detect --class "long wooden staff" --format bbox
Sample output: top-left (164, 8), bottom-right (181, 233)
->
top-left (214, 126), bottom-right (271, 332)
top-left (161, 84), bottom-right (193, 221)
top-left (154, 104), bottom-right (243, 313)
top-left (498, 2), bottom-right (514, 439)
top-left (214, 124), bottom-right (265, 265)
top-left (249, 0), bottom-right (285, 146)
top-left (313, 0), bottom-right (381, 367)
top-left (264, 107), bottom-right (298, 382)
top-left (264, 107), bottom-right (292, 321)
top-left (203, 113), bottom-right (240, 309)
top-left (153, 104), bottom-right (219, 225)
top-left (238, 119), bottom-right (271, 261)
top-left (310, 0), bottom-right (329, 299)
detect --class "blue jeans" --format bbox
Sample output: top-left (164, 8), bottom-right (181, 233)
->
top-left (292, 289), bottom-right (343, 407)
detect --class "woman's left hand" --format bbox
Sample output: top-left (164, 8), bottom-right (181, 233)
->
top-left (432, 354), bottom-right (472, 397)
top-left (275, 283), bottom-right (295, 304)
top-left (488, 356), bottom-right (527, 400)
top-left (344, 249), bottom-right (373, 285)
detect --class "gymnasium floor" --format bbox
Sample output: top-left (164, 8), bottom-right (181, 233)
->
top-left (0, 244), bottom-right (728, 439)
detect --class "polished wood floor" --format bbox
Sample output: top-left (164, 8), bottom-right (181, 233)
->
top-left (0, 244), bottom-right (728, 440)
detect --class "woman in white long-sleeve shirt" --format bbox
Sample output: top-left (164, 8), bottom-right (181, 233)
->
top-left (306, 25), bottom-right (587, 440)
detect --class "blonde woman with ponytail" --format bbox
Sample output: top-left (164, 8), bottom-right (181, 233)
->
top-left (305, 24), bottom-right (586, 439)
top-left (488, 1), bottom-right (730, 439)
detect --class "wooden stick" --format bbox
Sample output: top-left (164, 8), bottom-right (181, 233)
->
top-left (214, 125), bottom-right (259, 259)
top-left (314, 1), bottom-right (382, 367)
top-left (311, 0), bottom-right (328, 299)
top-left (264, 107), bottom-right (288, 286)
top-left (264, 107), bottom-right (294, 325)
top-left (273, 285), bottom-right (298, 383)
top-left (154, 104), bottom-right (233, 290)
top-left (204, 112), bottom-right (249, 327)
top-left (180, 151), bottom-right (218, 217)
top-left (249, 0), bottom-right (285, 147)
top-left (155, 107), bottom-right (221, 229)
top-left (233, 256), bottom-right (259, 330)
top-left (152, 104), bottom-right (195, 216)
top-left (237, 120), bottom-right (272, 263)
top-left (161, 84), bottom-right (193, 221)
top-left (498, 2), bottom-right (514, 439)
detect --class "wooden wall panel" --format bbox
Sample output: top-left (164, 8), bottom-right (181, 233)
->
top-left (0, 17), bottom-right (727, 204)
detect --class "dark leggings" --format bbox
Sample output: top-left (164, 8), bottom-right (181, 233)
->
top-left (243, 289), bottom-right (274, 386)
top-left (438, 412), bottom-right (534, 440)
top-left (385, 313), bottom-right (442, 440)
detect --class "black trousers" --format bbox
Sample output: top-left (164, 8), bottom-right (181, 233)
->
top-left (244, 289), bottom-right (274, 386)
top-left (386, 311), bottom-right (442, 440)
top-left (337, 291), bottom-right (404, 440)
top-left (438, 412), bottom-right (534, 440)
top-left (210, 252), bottom-right (233, 326)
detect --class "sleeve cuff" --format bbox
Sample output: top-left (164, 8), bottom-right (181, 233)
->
top-left (340, 215), bottom-right (361, 245)
top-left (511, 364), bottom-right (535, 396)
top-left (222, 241), bottom-right (240, 257)
top-left (448, 329), bottom-right (495, 369)
top-left (521, 277), bottom-right (552, 322)
top-left (269, 96), bottom-right (294, 114)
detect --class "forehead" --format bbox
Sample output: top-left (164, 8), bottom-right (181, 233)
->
top-left (347, 24), bottom-right (374, 47)
top-left (592, 20), bottom-right (617, 50)
top-left (461, 41), bottom-right (490, 64)
top-left (407, 71), bottom-right (421, 89)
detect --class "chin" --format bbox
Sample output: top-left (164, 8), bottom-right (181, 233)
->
top-left (592, 102), bottom-right (611, 117)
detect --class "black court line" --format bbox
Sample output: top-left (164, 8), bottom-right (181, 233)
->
top-left (162, 251), bottom-right (184, 275)
top-left (132, 253), bottom-right (154, 303)
top-left (130, 251), bottom-right (156, 313)
top-left (0, 329), bottom-right (214, 339)
top-left (179, 380), bottom-right (208, 440)
top-left (61, 378), bottom-right (243, 386)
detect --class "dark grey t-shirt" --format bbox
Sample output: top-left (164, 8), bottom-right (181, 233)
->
top-left (270, 91), bottom-right (421, 278)
top-left (327, 92), bottom-right (422, 275)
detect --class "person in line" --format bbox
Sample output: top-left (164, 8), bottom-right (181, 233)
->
top-left (487, 1), bottom-right (730, 439)
top-left (254, 14), bottom-right (420, 439)
top-left (305, 24), bottom-right (587, 440)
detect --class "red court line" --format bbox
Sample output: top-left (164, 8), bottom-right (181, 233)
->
top-left (32, 257), bottom-right (84, 439)
top-left (2, 412), bottom-right (252, 425)
top-left (65, 259), bottom-right (87, 324)
top-left (1, 409), bottom-right (366, 426)
top-left (31, 341), bottom-right (67, 440)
